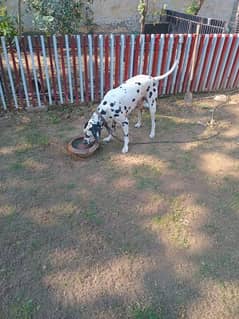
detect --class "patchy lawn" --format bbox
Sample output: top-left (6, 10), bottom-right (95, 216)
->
top-left (1, 94), bottom-right (239, 319)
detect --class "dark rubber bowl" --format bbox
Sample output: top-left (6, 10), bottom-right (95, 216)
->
top-left (67, 136), bottom-right (99, 159)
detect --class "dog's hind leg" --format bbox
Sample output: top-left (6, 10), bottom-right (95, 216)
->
top-left (134, 109), bottom-right (142, 128)
top-left (121, 119), bottom-right (129, 153)
top-left (149, 100), bottom-right (156, 139)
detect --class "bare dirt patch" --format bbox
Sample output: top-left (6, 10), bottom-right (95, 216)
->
top-left (1, 94), bottom-right (239, 319)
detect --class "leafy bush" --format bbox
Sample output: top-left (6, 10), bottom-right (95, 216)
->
top-left (26, 0), bottom-right (94, 34)
top-left (185, 1), bottom-right (200, 15)
top-left (0, 6), bottom-right (17, 38)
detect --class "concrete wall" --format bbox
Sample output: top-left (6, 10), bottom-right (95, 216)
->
top-left (92, 0), bottom-right (192, 32)
top-left (4, 0), bottom-right (192, 33)
top-left (199, 0), bottom-right (236, 22)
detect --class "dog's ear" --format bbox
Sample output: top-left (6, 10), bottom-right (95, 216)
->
top-left (91, 123), bottom-right (101, 141)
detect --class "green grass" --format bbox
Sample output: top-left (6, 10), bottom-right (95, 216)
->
top-left (82, 200), bottom-right (103, 225)
top-left (152, 197), bottom-right (190, 249)
top-left (24, 128), bottom-right (49, 147)
top-left (132, 164), bottom-right (161, 190)
top-left (130, 305), bottom-right (162, 319)
top-left (10, 298), bottom-right (40, 319)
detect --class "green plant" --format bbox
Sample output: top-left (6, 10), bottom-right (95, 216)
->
top-left (0, 5), bottom-right (17, 38)
top-left (131, 304), bottom-right (162, 319)
top-left (26, 0), bottom-right (94, 34)
top-left (185, 1), bottom-right (200, 15)
top-left (137, 0), bottom-right (148, 33)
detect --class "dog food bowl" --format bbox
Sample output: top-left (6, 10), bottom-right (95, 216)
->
top-left (67, 136), bottom-right (99, 159)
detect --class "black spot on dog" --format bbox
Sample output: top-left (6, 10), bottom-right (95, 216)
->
top-left (153, 88), bottom-right (156, 92)
top-left (114, 113), bottom-right (120, 117)
top-left (115, 107), bottom-right (121, 113)
top-left (132, 98), bottom-right (136, 102)
top-left (137, 89), bottom-right (140, 93)
top-left (109, 116), bottom-right (112, 119)
top-left (122, 121), bottom-right (129, 126)
top-left (147, 86), bottom-right (150, 92)
top-left (124, 106), bottom-right (127, 110)
top-left (100, 109), bottom-right (106, 115)
top-left (110, 102), bottom-right (115, 107)
top-left (153, 82), bottom-right (156, 86)
top-left (149, 91), bottom-right (153, 98)
top-left (103, 101), bottom-right (107, 105)
top-left (135, 82), bottom-right (141, 85)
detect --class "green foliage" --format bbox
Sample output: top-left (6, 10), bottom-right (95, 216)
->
top-left (0, 5), bottom-right (17, 38)
top-left (26, 0), bottom-right (94, 34)
top-left (185, 1), bottom-right (200, 15)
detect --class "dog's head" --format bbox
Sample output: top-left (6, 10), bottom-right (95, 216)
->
top-left (83, 112), bottom-right (102, 144)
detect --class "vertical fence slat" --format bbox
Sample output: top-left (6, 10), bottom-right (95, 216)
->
top-left (195, 34), bottom-right (209, 92)
top-left (1, 37), bottom-right (18, 109)
top-left (88, 34), bottom-right (94, 101)
top-left (83, 35), bottom-right (89, 102)
top-left (99, 35), bottom-right (104, 99)
top-left (65, 35), bottom-right (74, 103)
top-left (198, 34), bottom-right (213, 91)
top-left (159, 34), bottom-right (169, 95)
top-left (28, 36), bottom-right (41, 107)
top-left (174, 34), bottom-right (187, 94)
top-left (151, 34), bottom-right (160, 77)
top-left (133, 35), bottom-right (140, 76)
top-left (71, 35), bottom-right (79, 104)
top-left (110, 34), bottom-right (114, 89)
top-left (184, 34), bottom-right (197, 93)
top-left (143, 34), bottom-right (150, 75)
top-left (148, 34), bottom-right (155, 76)
top-left (120, 34), bottom-right (125, 84)
top-left (104, 35), bottom-right (110, 93)
top-left (53, 35), bottom-right (63, 104)
top-left (115, 35), bottom-right (120, 87)
top-left (171, 34), bottom-right (183, 94)
top-left (94, 35), bottom-right (99, 101)
top-left (129, 34), bottom-right (135, 78)
top-left (138, 34), bottom-right (145, 74)
top-left (22, 36), bottom-right (36, 107)
top-left (40, 35), bottom-right (52, 105)
top-left (191, 34), bottom-right (205, 92)
top-left (35, 36), bottom-right (47, 104)
top-left (76, 35), bottom-right (84, 103)
top-left (9, 41), bottom-right (24, 107)
top-left (0, 79), bottom-right (7, 110)
top-left (166, 34), bottom-right (179, 94)
top-left (59, 36), bottom-right (68, 103)
top-left (47, 36), bottom-right (58, 103)
top-left (156, 34), bottom-right (165, 78)
top-left (178, 34), bottom-right (192, 93)
top-left (14, 36), bottom-right (30, 108)
top-left (124, 35), bottom-right (130, 81)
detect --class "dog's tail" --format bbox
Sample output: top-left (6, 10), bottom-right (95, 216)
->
top-left (153, 59), bottom-right (179, 81)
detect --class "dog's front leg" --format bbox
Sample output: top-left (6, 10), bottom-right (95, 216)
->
top-left (121, 119), bottom-right (129, 153)
top-left (103, 121), bottom-right (116, 143)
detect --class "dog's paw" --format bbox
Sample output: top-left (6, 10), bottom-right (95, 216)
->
top-left (103, 136), bottom-right (112, 143)
top-left (121, 146), bottom-right (128, 153)
top-left (134, 122), bottom-right (141, 128)
top-left (149, 132), bottom-right (155, 139)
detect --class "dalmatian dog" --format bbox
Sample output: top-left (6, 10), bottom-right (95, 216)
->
top-left (83, 59), bottom-right (178, 153)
